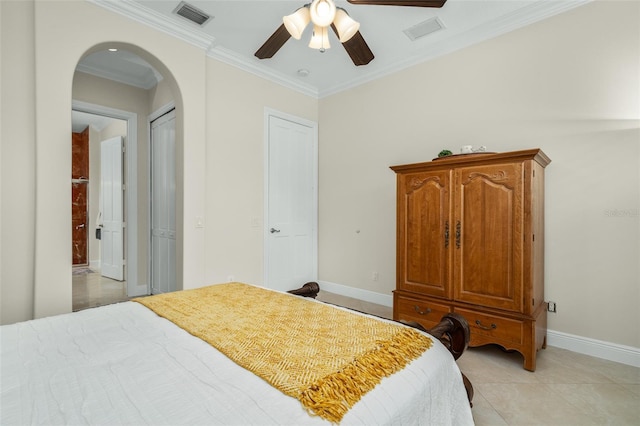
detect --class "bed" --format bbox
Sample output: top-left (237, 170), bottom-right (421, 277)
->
top-left (0, 282), bottom-right (473, 425)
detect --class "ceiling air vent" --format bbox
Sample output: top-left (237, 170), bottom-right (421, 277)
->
top-left (403, 17), bottom-right (445, 41)
top-left (173, 1), bottom-right (212, 26)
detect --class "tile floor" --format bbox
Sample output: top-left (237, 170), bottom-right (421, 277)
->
top-left (72, 267), bottom-right (129, 311)
top-left (73, 281), bottom-right (640, 425)
top-left (316, 291), bottom-right (640, 426)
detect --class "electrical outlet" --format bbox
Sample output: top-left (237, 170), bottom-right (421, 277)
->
top-left (547, 301), bottom-right (557, 313)
top-left (372, 272), bottom-right (379, 281)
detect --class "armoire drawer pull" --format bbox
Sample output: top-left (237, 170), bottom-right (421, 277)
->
top-left (414, 305), bottom-right (432, 315)
top-left (475, 320), bottom-right (497, 330)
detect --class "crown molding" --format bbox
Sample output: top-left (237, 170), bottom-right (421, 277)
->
top-left (90, 0), bottom-right (318, 97)
top-left (207, 47), bottom-right (320, 98)
top-left (89, 0), bottom-right (216, 50)
top-left (318, 0), bottom-right (592, 97)
top-left (89, 0), bottom-right (592, 98)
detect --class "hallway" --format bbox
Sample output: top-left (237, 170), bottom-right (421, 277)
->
top-left (72, 267), bottom-right (129, 311)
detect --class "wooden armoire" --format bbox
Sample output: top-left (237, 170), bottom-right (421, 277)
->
top-left (391, 149), bottom-right (551, 371)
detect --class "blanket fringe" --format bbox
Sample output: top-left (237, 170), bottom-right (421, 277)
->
top-left (299, 328), bottom-right (432, 423)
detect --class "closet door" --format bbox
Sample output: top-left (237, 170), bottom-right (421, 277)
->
top-left (265, 113), bottom-right (318, 292)
top-left (397, 169), bottom-right (452, 299)
top-left (150, 110), bottom-right (176, 294)
top-left (453, 162), bottom-right (524, 312)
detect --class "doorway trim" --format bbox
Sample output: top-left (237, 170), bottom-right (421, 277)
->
top-left (71, 100), bottom-right (143, 296)
top-left (263, 108), bottom-right (319, 289)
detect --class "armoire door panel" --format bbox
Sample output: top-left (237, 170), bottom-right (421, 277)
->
top-left (398, 170), bottom-right (451, 298)
top-left (454, 163), bottom-right (523, 312)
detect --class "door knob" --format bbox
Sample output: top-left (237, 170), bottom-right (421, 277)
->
top-left (270, 228), bottom-right (280, 233)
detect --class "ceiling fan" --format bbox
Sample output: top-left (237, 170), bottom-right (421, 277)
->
top-left (255, 0), bottom-right (447, 66)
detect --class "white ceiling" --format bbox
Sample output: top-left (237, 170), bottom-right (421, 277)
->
top-left (85, 0), bottom-right (589, 97)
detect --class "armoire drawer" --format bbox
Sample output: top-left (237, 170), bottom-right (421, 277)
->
top-left (455, 308), bottom-right (524, 345)
top-left (394, 295), bottom-right (451, 329)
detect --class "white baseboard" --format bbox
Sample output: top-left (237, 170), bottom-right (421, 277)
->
top-left (318, 280), bottom-right (393, 307)
top-left (317, 280), bottom-right (640, 368)
top-left (546, 329), bottom-right (640, 368)
top-left (89, 260), bottom-right (101, 270)
top-left (128, 284), bottom-right (149, 298)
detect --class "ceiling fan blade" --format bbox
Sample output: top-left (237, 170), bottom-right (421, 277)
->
top-left (255, 24), bottom-right (291, 59)
top-left (347, 0), bottom-right (447, 7)
top-left (331, 25), bottom-right (374, 66)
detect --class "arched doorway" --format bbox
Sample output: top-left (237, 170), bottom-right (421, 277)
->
top-left (71, 43), bottom-right (184, 310)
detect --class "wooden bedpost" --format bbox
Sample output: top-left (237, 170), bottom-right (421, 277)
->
top-left (287, 283), bottom-right (474, 407)
top-left (287, 282), bottom-right (320, 299)
top-left (402, 313), bottom-right (474, 407)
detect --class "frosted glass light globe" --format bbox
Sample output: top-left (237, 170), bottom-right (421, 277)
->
top-left (309, 0), bottom-right (336, 28)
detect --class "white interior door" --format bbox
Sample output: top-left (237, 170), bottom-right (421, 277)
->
top-left (265, 111), bottom-right (318, 292)
top-left (100, 136), bottom-right (124, 281)
top-left (150, 109), bottom-right (176, 294)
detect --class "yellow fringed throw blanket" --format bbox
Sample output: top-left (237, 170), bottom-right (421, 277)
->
top-left (134, 283), bottom-right (432, 423)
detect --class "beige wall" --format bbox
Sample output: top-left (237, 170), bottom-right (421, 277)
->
top-left (318, 1), bottom-right (639, 348)
top-left (204, 59), bottom-right (318, 285)
top-left (1, 0), bottom-right (210, 322)
top-left (1, 0), bottom-right (37, 323)
top-left (1, 0), bottom-right (637, 355)
top-left (149, 78), bottom-right (175, 114)
top-left (0, 0), bottom-right (318, 324)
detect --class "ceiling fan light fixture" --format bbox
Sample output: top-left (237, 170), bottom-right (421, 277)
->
top-left (333, 8), bottom-right (360, 43)
top-left (283, 6), bottom-right (310, 40)
top-left (309, 0), bottom-right (336, 27)
top-left (309, 25), bottom-right (330, 52)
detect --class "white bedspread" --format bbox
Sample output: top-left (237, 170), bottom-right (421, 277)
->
top-left (0, 300), bottom-right (473, 425)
